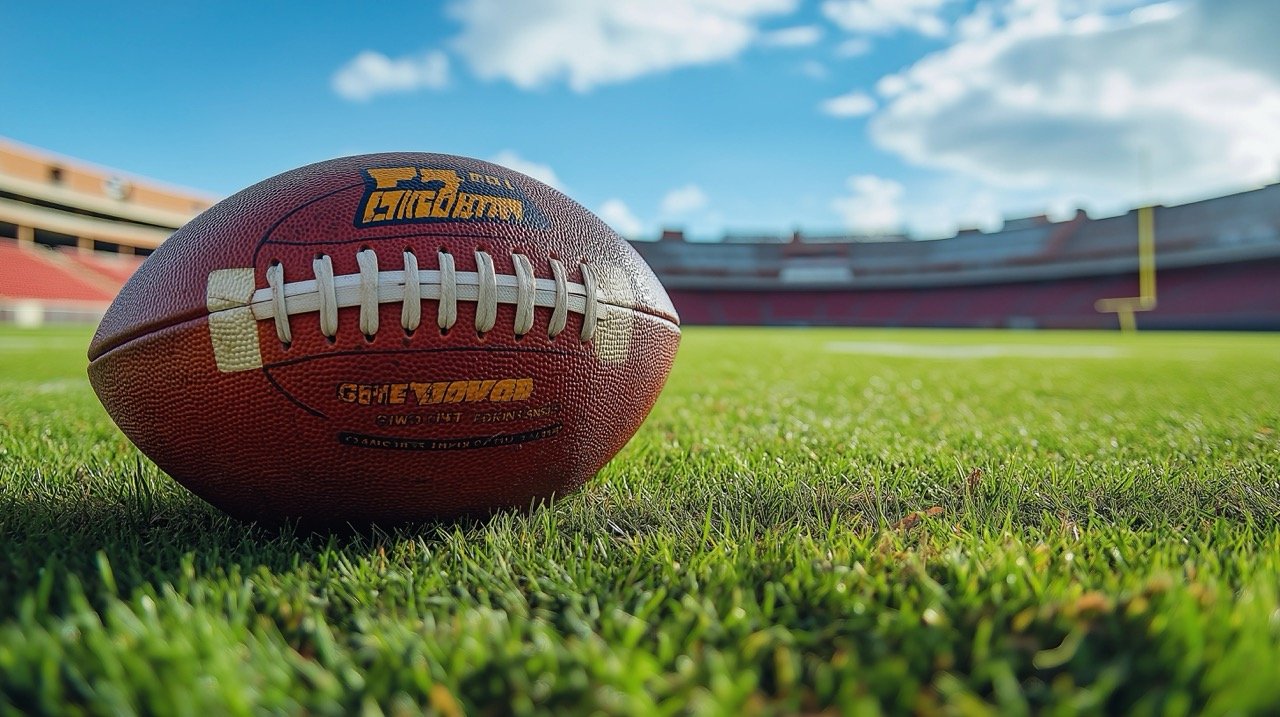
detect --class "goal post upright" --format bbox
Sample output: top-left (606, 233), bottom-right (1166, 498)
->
top-left (1095, 204), bottom-right (1157, 331)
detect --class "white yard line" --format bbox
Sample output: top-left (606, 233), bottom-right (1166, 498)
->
top-left (825, 341), bottom-right (1128, 359)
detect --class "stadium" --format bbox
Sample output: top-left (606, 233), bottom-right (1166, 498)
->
top-left (5, 137), bottom-right (1278, 331)
top-left (637, 188), bottom-right (1280, 330)
top-left (2, 1), bottom-right (1280, 714)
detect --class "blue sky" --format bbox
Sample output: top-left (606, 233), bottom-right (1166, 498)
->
top-left (2, 0), bottom-right (1277, 239)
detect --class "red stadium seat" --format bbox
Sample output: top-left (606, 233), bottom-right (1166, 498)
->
top-left (0, 240), bottom-right (120, 303)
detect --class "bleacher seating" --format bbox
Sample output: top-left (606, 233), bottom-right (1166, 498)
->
top-left (0, 240), bottom-right (119, 303)
top-left (56, 248), bottom-right (146, 286)
top-left (1158, 186), bottom-right (1278, 249)
top-left (846, 241), bottom-right (933, 273)
top-left (668, 257), bottom-right (1280, 330)
top-left (1054, 213), bottom-right (1140, 260)
top-left (925, 224), bottom-right (1053, 266)
top-left (1030, 210), bottom-right (1087, 261)
top-left (633, 180), bottom-right (1280, 328)
top-left (636, 241), bottom-right (775, 277)
top-left (2, 180), bottom-right (1278, 329)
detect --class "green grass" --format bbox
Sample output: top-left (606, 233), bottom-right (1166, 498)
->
top-left (1, 324), bottom-right (1279, 715)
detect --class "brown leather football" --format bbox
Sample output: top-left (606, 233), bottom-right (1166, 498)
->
top-left (88, 153), bottom-right (680, 526)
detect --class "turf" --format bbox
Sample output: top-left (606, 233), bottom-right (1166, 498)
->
top-left (1, 324), bottom-right (1278, 715)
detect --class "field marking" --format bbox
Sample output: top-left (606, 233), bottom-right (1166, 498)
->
top-left (825, 341), bottom-right (1128, 359)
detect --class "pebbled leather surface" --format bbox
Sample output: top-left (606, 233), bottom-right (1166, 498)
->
top-left (87, 153), bottom-right (681, 526)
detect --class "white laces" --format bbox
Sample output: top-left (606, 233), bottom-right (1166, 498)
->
top-left (401, 250), bottom-right (421, 332)
top-left (437, 250), bottom-right (456, 331)
top-left (473, 249), bottom-right (497, 334)
top-left (356, 249), bottom-right (380, 337)
top-left (578, 262), bottom-right (597, 342)
top-left (265, 261), bottom-right (291, 344)
top-left (548, 258), bottom-right (568, 339)
top-left (512, 253), bottom-right (535, 337)
top-left (257, 249), bottom-right (600, 344)
top-left (313, 254), bottom-right (338, 339)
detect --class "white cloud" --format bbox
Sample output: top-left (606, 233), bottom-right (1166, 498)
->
top-left (820, 90), bottom-right (877, 117)
top-left (332, 51), bottom-right (449, 102)
top-left (822, 0), bottom-right (954, 37)
top-left (759, 25), bottom-right (824, 47)
top-left (831, 175), bottom-right (904, 233)
top-left (835, 37), bottom-right (874, 57)
top-left (660, 184), bottom-right (709, 215)
top-left (488, 150), bottom-right (563, 189)
top-left (875, 73), bottom-right (908, 97)
top-left (449, 0), bottom-right (798, 92)
top-left (597, 199), bottom-right (644, 237)
top-left (1129, 1), bottom-right (1183, 23)
top-left (868, 0), bottom-right (1280, 207)
top-left (800, 61), bottom-right (830, 79)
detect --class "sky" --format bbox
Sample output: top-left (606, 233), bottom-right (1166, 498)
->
top-left (2, 0), bottom-right (1277, 240)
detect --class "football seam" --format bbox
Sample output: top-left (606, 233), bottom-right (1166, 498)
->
top-left (87, 301), bottom-right (678, 372)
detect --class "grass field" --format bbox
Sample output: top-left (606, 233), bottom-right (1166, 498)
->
top-left (1, 324), bottom-right (1278, 715)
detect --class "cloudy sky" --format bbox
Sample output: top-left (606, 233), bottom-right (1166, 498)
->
top-left (2, 0), bottom-right (1277, 238)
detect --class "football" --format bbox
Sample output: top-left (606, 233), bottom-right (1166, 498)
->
top-left (87, 153), bottom-right (681, 526)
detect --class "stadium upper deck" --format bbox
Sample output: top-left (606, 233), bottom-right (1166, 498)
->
top-left (0, 137), bottom-right (212, 255)
top-left (633, 184), bottom-right (1280, 290)
top-left (0, 138), bottom-right (212, 323)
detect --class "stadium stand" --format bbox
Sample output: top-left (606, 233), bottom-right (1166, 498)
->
top-left (0, 239), bottom-right (117, 303)
top-left (1032, 210), bottom-right (1088, 261)
top-left (2, 136), bottom-right (1277, 330)
top-left (926, 223), bottom-right (1053, 267)
top-left (1157, 187), bottom-right (1279, 250)
top-left (0, 138), bottom-right (209, 325)
top-left (664, 254), bottom-right (1280, 330)
top-left (633, 180), bottom-right (1280, 329)
top-left (55, 248), bottom-right (147, 286)
top-left (1059, 213), bottom-right (1141, 260)
top-left (847, 240), bottom-right (931, 274)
